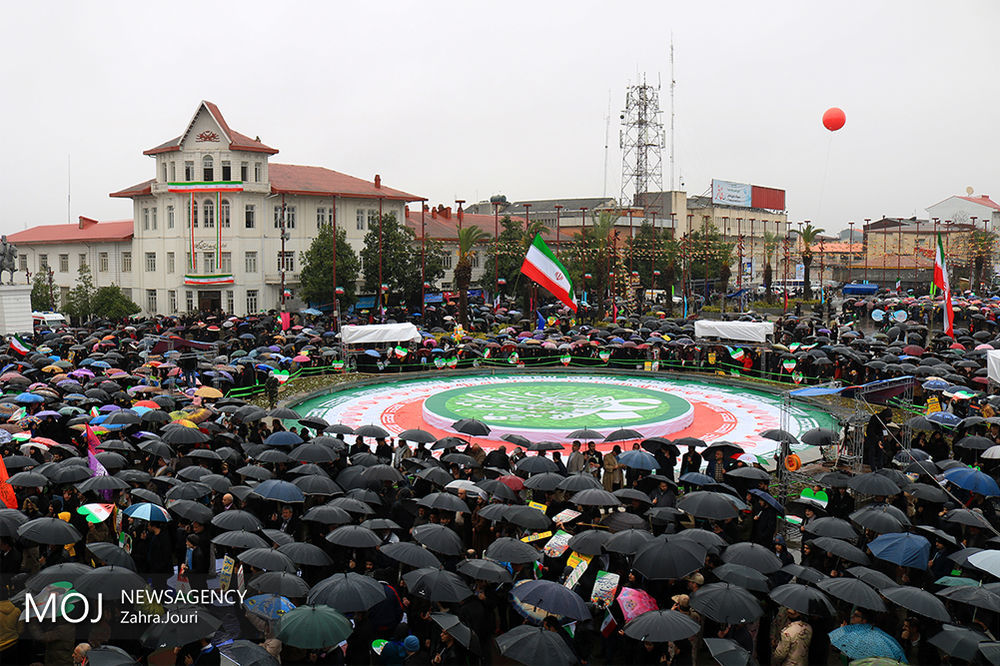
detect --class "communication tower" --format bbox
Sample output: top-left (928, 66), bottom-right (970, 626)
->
top-left (619, 75), bottom-right (665, 206)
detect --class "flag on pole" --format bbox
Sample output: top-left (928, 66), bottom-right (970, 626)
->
top-left (8, 336), bottom-right (30, 356)
top-left (895, 278), bottom-right (901, 293)
top-left (933, 232), bottom-right (954, 338)
top-left (0, 456), bottom-right (17, 509)
top-left (535, 311), bottom-right (545, 331)
top-left (611, 300), bottom-right (618, 323)
top-left (520, 234), bottom-right (577, 312)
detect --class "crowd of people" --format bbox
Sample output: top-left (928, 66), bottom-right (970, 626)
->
top-left (1, 291), bottom-right (1000, 665)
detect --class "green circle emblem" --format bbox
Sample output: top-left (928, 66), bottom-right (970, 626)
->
top-left (423, 381), bottom-right (691, 430)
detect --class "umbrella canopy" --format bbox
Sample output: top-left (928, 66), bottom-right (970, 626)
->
top-left (867, 532), bottom-right (931, 570)
top-left (828, 624), bottom-right (906, 661)
top-left (211, 509), bottom-right (263, 532)
top-left (248, 571), bottom-right (311, 598)
top-left (511, 579), bottom-right (590, 620)
top-left (881, 585), bottom-right (951, 622)
top-left (721, 542), bottom-right (783, 574)
top-left (275, 605), bottom-right (353, 650)
top-left (307, 572), bottom-right (386, 612)
top-left (74, 566), bottom-right (147, 600)
top-left (848, 473), bottom-right (900, 496)
top-left (277, 542), bottom-right (333, 567)
top-left (484, 536), bottom-right (540, 564)
top-left (712, 563), bottom-right (771, 593)
top-left (325, 525), bottom-right (382, 549)
top-left (567, 529), bottom-right (612, 556)
top-left (690, 583), bottom-right (762, 624)
top-left (238, 548), bottom-right (297, 573)
top-left (17, 517), bottom-right (82, 545)
top-left (769, 583), bottom-right (835, 615)
top-left (802, 517), bottom-right (858, 541)
top-left (380, 541), bottom-right (442, 569)
top-left (403, 568), bottom-right (473, 603)
top-left (810, 537), bottom-right (872, 565)
top-left (677, 491), bottom-right (739, 520)
top-left (86, 542), bottom-right (136, 570)
top-left (944, 466), bottom-right (1000, 496)
top-left (495, 625), bottom-right (576, 666)
top-left (624, 609), bottom-right (700, 642)
top-left (929, 624), bottom-right (992, 662)
top-left (456, 558), bottom-right (513, 584)
top-left (633, 537), bottom-right (705, 580)
top-left (431, 612), bottom-right (479, 653)
top-left (412, 523), bottom-right (464, 556)
top-left (141, 605), bottom-right (222, 648)
top-left (816, 577), bottom-right (887, 611)
top-left (222, 640), bottom-right (280, 666)
top-left (604, 529), bottom-right (656, 556)
top-left (703, 638), bottom-right (753, 666)
top-left (251, 479), bottom-right (305, 503)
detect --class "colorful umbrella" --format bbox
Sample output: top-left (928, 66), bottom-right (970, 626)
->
top-left (123, 502), bottom-right (172, 522)
top-left (244, 594), bottom-right (296, 621)
top-left (829, 624), bottom-right (906, 661)
top-left (617, 587), bottom-right (658, 623)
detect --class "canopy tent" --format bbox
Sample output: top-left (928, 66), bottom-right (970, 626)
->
top-left (842, 283), bottom-right (879, 296)
top-left (341, 323), bottom-right (422, 345)
top-left (694, 321), bottom-right (774, 344)
top-left (987, 350), bottom-right (1000, 384)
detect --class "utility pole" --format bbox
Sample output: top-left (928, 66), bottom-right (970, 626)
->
top-left (279, 195), bottom-right (287, 313)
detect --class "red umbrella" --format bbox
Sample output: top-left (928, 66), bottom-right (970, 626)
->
top-left (498, 475), bottom-right (525, 492)
top-left (950, 343), bottom-right (966, 350)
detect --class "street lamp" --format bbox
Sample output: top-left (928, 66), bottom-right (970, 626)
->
top-left (493, 201), bottom-right (501, 304)
top-left (864, 218), bottom-right (871, 284)
top-left (848, 221), bottom-right (855, 283)
top-left (555, 204), bottom-right (562, 257)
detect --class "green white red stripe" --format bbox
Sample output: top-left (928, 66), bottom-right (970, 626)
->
top-left (9, 336), bottom-right (30, 356)
top-left (167, 181), bottom-right (244, 193)
top-left (933, 233), bottom-right (954, 338)
top-left (520, 234), bottom-right (577, 312)
top-left (184, 274), bottom-right (234, 285)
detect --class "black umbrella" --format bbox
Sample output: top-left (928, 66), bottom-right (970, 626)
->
top-left (568, 529), bottom-right (612, 556)
top-left (516, 456), bottom-right (559, 474)
top-left (484, 537), bottom-right (540, 564)
top-left (848, 473), bottom-right (900, 496)
top-left (850, 506), bottom-right (908, 534)
top-left (690, 583), bottom-right (762, 624)
top-left (17, 517), bottom-right (82, 545)
top-left (326, 525), bottom-right (382, 549)
top-left (943, 508), bottom-right (994, 528)
top-left (74, 565), bottom-right (147, 600)
top-left (418, 492), bottom-right (472, 514)
top-left (504, 505), bottom-right (552, 531)
top-left (604, 528), bottom-right (655, 555)
top-left (380, 541), bottom-right (442, 569)
top-left (721, 542), bottom-right (783, 573)
top-left (929, 624), bottom-right (992, 662)
top-left (726, 466), bottom-right (770, 482)
top-left (566, 428), bottom-right (603, 440)
top-left (302, 504), bottom-right (352, 525)
top-left (703, 638), bottom-right (753, 666)
top-left (431, 612), bottom-right (479, 653)
top-left (712, 563), bottom-right (770, 593)
top-left (168, 499), bottom-right (214, 524)
top-left (26, 563), bottom-right (93, 593)
top-left (211, 509), bottom-right (263, 532)
top-left (307, 572), bottom-right (386, 612)
top-left (802, 517), bottom-right (858, 540)
top-left (633, 537), bottom-right (705, 580)
top-left (810, 537), bottom-right (871, 565)
top-left (248, 571), bottom-right (311, 598)
top-left (800, 428), bottom-right (840, 446)
top-left (769, 583), bottom-right (835, 615)
top-left (523, 472), bottom-right (564, 491)
top-left (760, 429), bottom-right (798, 444)
top-left (212, 530), bottom-right (269, 550)
top-left (456, 558), bottom-right (513, 584)
top-left (937, 585), bottom-right (1000, 612)
top-left (86, 542), bottom-right (136, 570)
top-left (624, 609), bottom-right (700, 642)
top-left (882, 585), bottom-right (951, 622)
top-left (816, 576), bottom-right (886, 611)
top-left (604, 428), bottom-right (644, 442)
top-left (361, 464), bottom-right (404, 483)
top-left (278, 542), bottom-right (333, 567)
top-left (403, 568), bottom-right (473, 603)
top-left (452, 419), bottom-right (490, 436)
top-left (496, 625), bottom-right (576, 666)
top-left (221, 640), bottom-right (280, 666)
top-left (413, 523), bottom-right (464, 556)
top-left (141, 605), bottom-right (222, 648)
top-left (397, 428), bottom-right (436, 443)
top-left (82, 645), bottom-right (138, 666)
top-left (557, 473), bottom-right (602, 492)
top-left (570, 488), bottom-right (622, 507)
top-left (238, 547), bottom-right (297, 573)
top-left (432, 436), bottom-right (470, 451)
top-left (674, 528), bottom-right (728, 551)
top-left (677, 491), bottom-right (740, 520)
top-left (511, 579), bottom-right (590, 620)
top-left (779, 563), bottom-right (827, 584)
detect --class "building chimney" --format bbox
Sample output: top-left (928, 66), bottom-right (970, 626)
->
top-left (374, 174), bottom-right (381, 189)
top-left (431, 207), bottom-right (437, 219)
top-left (983, 194), bottom-right (990, 200)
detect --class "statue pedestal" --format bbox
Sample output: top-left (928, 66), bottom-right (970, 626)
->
top-left (0, 285), bottom-right (33, 335)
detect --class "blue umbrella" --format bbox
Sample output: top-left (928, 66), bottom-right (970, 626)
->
top-left (944, 467), bottom-right (1000, 497)
top-left (15, 393), bottom-right (45, 404)
top-left (618, 450), bottom-right (659, 471)
top-left (927, 411), bottom-right (961, 428)
top-left (749, 489), bottom-right (785, 514)
top-left (829, 624), bottom-right (906, 661)
top-left (124, 502), bottom-right (172, 522)
top-left (868, 532), bottom-right (931, 570)
top-left (244, 594), bottom-right (296, 621)
top-left (252, 479), bottom-right (305, 503)
top-left (922, 379), bottom-right (950, 391)
top-left (364, 349), bottom-right (380, 358)
top-left (679, 472), bottom-right (714, 486)
top-left (265, 431), bottom-right (304, 447)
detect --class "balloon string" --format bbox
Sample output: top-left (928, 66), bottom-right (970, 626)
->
top-left (816, 133), bottom-right (834, 225)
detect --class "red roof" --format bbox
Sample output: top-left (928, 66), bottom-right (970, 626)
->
top-left (957, 195), bottom-right (1000, 211)
top-left (110, 178), bottom-right (154, 198)
top-left (143, 101), bottom-right (278, 156)
top-left (405, 207), bottom-right (527, 240)
top-left (269, 164), bottom-right (422, 201)
top-left (810, 242), bottom-right (862, 253)
top-left (8, 217), bottom-right (133, 244)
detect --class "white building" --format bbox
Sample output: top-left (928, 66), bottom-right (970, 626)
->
top-left (926, 193), bottom-right (1000, 230)
top-left (12, 101), bottom-right (424, 316)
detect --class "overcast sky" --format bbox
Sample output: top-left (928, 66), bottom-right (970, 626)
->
top-left (2, 1), bottom-right (997, 237)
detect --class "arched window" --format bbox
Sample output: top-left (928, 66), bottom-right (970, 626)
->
top-left (202, 155), bottom-right (214, 181)
top-left (221, 199), bottom-right (231, 228)
top-left (203, 199), bottom-right (215, 228)
top-left (190, 202), bottom-right (198, 228)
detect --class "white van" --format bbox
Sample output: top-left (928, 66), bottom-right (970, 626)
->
top-left (32, 312), bottom-right (68, 329)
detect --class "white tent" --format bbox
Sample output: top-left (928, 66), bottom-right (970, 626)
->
top-left (987, 349), bottom-right (1000, 384)
top-left (341, 323), bottom-right (422, 345)
top-left (694, 320), bottom-right (774, 344)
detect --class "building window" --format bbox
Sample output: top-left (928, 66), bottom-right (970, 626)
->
top-left (274, 206), bottom-right (296, 228)
top-left (203, 252), bottom-right (215, 274)
top-left (220, 252), bottom-right (232, 273)
top-left (356, 209), bottom-right (365, 230)
top-left (142, 208), bottom-right (149, 231)
top-left (186, 252), bottom-right (195, 273)
top-left (278, 251), bottom-right (295, 272)
top-left (189, 203), bottom-right (198, 228)
top-left (317, 207), bottom-right (329, 227)
top-left (246, 289), bottom-right (258, 313)
top-left (442, 252), bottom-right (452, 269)
top-left (169, 162), bottom-right (176, 181)
top-left (78, 253), bottom-right (86, 268)
top-left (162, 162), bottom-right (167, 182)
top-left (98, 253), bottom-right (108, 272)
top-left (151, 208), bottom-right (157, 230)
top-left (146, 289), bottom-right (157, 313)
top-left (368, 209), bottom-right (378, 229)
top-left (168, 290), bottom-right (177, 313)
top-left (185, 290), bottom-right (193, 312)
top-left (221, 161), bottom-right (231, 181)
top-left (167, 205), bottom-right (174, 229)
top-left (203, 199), bottom-right (215, 228)
top-left (59, 254), bottom-right (69, 272)
top-left (145, 252), bottom-right (156, 272)
top-left (245, 251), bottom-right (258, 273)
top-left (221, 199), bottom-right (230, 228)
top-left (254, 162), bottom-right (261, 182)
top-left (60, 286), bottom-right (70, 303)
top-left (245, 204), bottom-right (255, 229)
top-left (39, 254), bottom-right (48, 270)
top-left (18, 254), bottom-right (27, 272)
top-left (167, 252), bottom-right (175, 273)
top-left (471, 254), bottom-right (479, 269)
top-left (202, 155), bottom-right (213, 181)
top-left (184, 161), bottom-right (194, 181)
top-left (226, 290), bottom-right (234, 313)
top-left (240, 162), bottom-right (248, 181)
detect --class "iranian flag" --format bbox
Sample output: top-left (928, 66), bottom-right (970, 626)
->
top-left (8, 336), bottom-right (30, 356)
top-left (520, 234), bottom-right (577, 312)
top-left (932, 232), bottom-right (954, 338)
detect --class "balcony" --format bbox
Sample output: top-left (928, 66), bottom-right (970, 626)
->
top-left (264, 272), bottom-right (300, 285)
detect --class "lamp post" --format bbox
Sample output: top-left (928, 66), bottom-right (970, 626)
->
top-left (864, 218), bottom-right (871, 284)
top-left (377, 196), bottom-right (384, 319)
top-left (555, 205), bottom-right (562, 257)
top-left (737, 217), bottom-right (743, 291)
top-left (331, 195), bottom-right (340, 332)
top-left (848, 221), bottom-right (855, 284)
top-left (421, 203), bottom-right (427, 317)
top-left (493, 201), bottom-right (501, 303)
top-left (280, 194), bottom-right (287, 312)
top-left (897, 217), bottom-right (902, 290)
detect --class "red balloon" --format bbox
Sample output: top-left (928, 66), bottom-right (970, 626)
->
top-left (823, 107), bottom-right (846, 132)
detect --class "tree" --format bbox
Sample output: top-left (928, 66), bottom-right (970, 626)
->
top-left (762, 231), bottom-right (780, 302)
top-left (298, 225), bottom-right (360, 309)
top-left (62, 263), bottom-right (96, 323)
top-left (564, 209), bottom-right (618, 318)
top-left (625, 221), bottom-right (662, 305)
top-left (793, 223), bottom-right (825, 300)
top-left (969, 229), bottom-right (997, 294)
top-left (683, 225), bottom-right (734, 303)
top-left (454, 226), bottom-right (489, 327)
top-left (481, 216), bottom-right (527, 298)
top-left (91, 285), bottom-right (140, 320)
top-left (360, 213), bottom-right (446, 310)
top-left (30, 272), bottom-right (53, 311)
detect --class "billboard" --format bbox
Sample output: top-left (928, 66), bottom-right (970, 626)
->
top-left (712, 179), bottom-right (752, 208)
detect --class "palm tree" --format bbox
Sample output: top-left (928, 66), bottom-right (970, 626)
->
top-left (792, 223), bottom-right (826, 300)
top-left (762, 232), bottom-right (780, 303)
top-left (454, 226), bottom-right (488, 327)
top-left (970, 229), bottom-right (997, 294)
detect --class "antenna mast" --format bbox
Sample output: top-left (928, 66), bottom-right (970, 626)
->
top-left (619, 74), bottom-right (665, 207)
top-left (669, 36), bottom-right (676, 191)
top-left (603, 91), bottom-right (611, 198)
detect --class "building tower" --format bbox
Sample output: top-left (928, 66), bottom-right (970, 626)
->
top-left (619, 76), bottom-right (665, 207)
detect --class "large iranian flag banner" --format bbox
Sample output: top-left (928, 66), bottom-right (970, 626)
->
top-left (520, 234), bottom-right (577, 312)
top-left (932, 232), bottom-right (954, 338)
